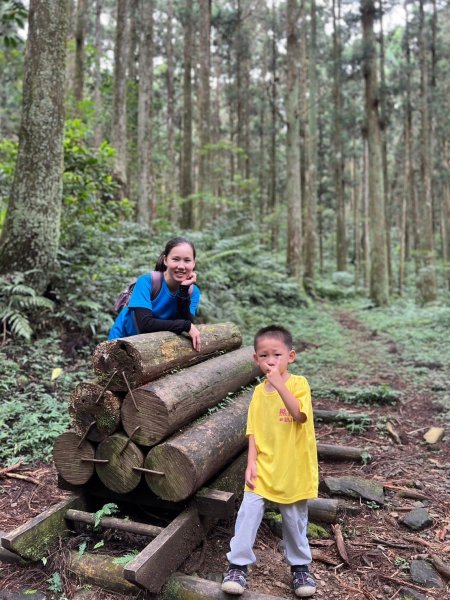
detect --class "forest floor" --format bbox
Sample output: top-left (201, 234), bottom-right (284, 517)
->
top-left (0, 307), bottom-right (449, 599)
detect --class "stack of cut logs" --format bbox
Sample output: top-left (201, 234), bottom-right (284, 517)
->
top-left (54, 321), bottom-right (369, 516)
top-left (53, 323), bottom-right (263, 502)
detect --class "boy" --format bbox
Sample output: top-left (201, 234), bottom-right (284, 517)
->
top-left (222, 325), bottom-right (318, 598)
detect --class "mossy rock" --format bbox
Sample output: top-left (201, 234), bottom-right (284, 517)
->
top-left (263, 512), bottom-right (329, 540)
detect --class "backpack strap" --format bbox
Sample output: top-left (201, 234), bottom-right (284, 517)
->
top-left (150, 271), bottom-right (164, 301)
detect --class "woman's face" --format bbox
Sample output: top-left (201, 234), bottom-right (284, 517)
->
top-left (164, 243), bottom-right (195, 284)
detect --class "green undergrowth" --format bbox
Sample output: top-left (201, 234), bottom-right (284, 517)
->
top-left (1, 216), bottom-right (449, 464)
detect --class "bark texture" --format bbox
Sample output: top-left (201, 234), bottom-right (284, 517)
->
top-left (92, 323), bottom-right (242, 391)
top-left (144, 390), bottom-right (252, 501)
top-left (121, 346), bottom-right (260, 446)
top-left (0, 0), bottom-right (68, 290)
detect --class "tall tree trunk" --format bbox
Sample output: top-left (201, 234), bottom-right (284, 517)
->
top-left (93, 0), bottom-right (103, 147)
top-left (0, 0), bottom-right (68, 292)
top-left (286, 0), bottom-right (302, 280)
top-left (361, 0), bottom-right (389, 306)
top-left (197, 0), bottom-right (211, 225)
top-left (443, 146), bottom-right (450, 290)
top-left (136, 0), bottom-right (154, 229)
top-left (112, 0), bottom-right (129, 197)
top-left (73, 0), bottom-right (86, 107)
top-left (166, 0), bottom-right (177, 223)
top-left (417, 0), bottom-right (437, 302)
top-left (303, 0), bottom-right (318, 293)
top-left (180, 0), bottom-right (194, 228)
top-left (333, 0), bottom-right (346, 272)
top-left (235, 0), bottom-right (250, 179)
top-left (362, 135), bottom-right (371, 290)
top-left (269, 0), bottom-right (278, 250)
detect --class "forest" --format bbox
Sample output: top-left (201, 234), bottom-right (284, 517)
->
top-left (0, 0), bottom-right (449, 599)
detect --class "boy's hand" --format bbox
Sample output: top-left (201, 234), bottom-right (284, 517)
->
top-left (245, 462), bottom-right (257, 489)
top-left (265, 365), bottom-right (285, 390)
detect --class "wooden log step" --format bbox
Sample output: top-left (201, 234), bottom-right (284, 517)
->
top-left (194, 489), bottom-right (235, 520)
top-left (95, 432), bottom-right (144, 494)
top-left (121, 346), bottom-right (261, 446)
top-left (164, 573), bottom-right (284, 599)
top-left (144, 390), bottom-right (252, 501)
top-left (69, 382), bottom-right (123, 442)
top-left (52, 431), bottom-right (96, 485)
top-left (92, 322), bottom-right (242, 391)
top-left (68, 550), bottom-right (139, 594)
top-left (1, 495), bottom-right (86, 561)
top-left (314, 408), bottom-right (371, 423)
top-left (317, 443), bottom-right (370, 462)
top-left (124, 507), bottom-right (205, 593)
top-left (65, 509), bottom-right (163, 538)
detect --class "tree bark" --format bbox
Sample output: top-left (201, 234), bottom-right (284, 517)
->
top-left (180, 0), bottom-right (194, 227)
top-left (66, 509), bottom-right (163, 538)
top-left (144, 390), bottom-right (252, 501)
top-left (165, 574), bottom-right (283, 600)
top-left (333, 0), bottom-right (347, 272)
top-left (286, 0), bottom-right (302, 280)
top-left (121, 346), bottom-right (261, 446)
top-left (165, 0), bottom-right (177, 223)
top-left (0, 0), bottom-right (68, 291)
top-left (304, 0), bottom-right (318, 293)
top-left (93, 0), bottom-right (103, 147)
top-left (136, 0), bottom-right (155, 229)
top-left (112, 0), bottom-right (129, 196)
top-left (417, 0), bottom-right (437, 303)
top-left (268, 1), bottom-right (278, 250)
top-left (69, 383), bottom-right (123, 442)
top-left (197, 0), bottom-right (211, 215)
top-left (361, 0), bottom-right (389, 306)
top-left (68, 551), bottom-right (139, 594)
top-left (317, 443), bottom-right (368, 462)
top-left (95, 432), bottom-right (144, 494)
top-left (73, 0), bottom-right (86, 107)
top-left (92, 323), bottom-right (243, 391)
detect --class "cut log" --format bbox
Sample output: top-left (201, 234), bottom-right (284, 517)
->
top-left (92, 322), bottom-right (242, 391)
top-left (68, 551), bottom-right (139, 594)
top-left (69, 383), bottom-right (123, 442)
top-left (95, 433), bottom-right (144, 494)
top-left (317, 443), bottom-right (370, 462)
top-left (65, 509), bottom-right (163, 538)
top-left (52, 431), bottom-right (96, 485)
top-left (164, 573), bottom-right (284, 599)
top-left (121, 346), bottom-right (260, 446)
top-left (124, 507), bottom-right (205, 593)
top-left (314, 409), bottom-right (371, 423)
top-left (1, 495), bottom-right (86, 561)
top-left (144, 391), bottom-right (252, 501)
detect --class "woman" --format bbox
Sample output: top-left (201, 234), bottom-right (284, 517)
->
top-left (108, 237), bottom-right (201, 350)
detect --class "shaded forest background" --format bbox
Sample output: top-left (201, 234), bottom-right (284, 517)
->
top-left (0, 0), bottom-right (449, 463)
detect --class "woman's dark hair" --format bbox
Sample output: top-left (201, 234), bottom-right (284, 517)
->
top-left (155, 237), bottom-right (197, 271)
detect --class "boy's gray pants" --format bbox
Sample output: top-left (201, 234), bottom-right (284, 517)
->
top-left (227, 491), bottom-right (312, 567)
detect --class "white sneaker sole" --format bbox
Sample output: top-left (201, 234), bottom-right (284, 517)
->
top-left (221, 581), bottom-right (245, 595)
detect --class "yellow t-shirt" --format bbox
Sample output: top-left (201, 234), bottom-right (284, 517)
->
top-left (244, 374), bottom-right (318, 504)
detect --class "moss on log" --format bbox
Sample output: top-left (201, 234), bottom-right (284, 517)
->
top-left (68, 551), bottom-right (139, 594)
top-left (121, 346), bottom-right (260, 446)
top-left (69, 383), bottom-right (123, 442)
top-left (92, 322), bottom-right (242, 391)
top-left (164, 573), bottom-right (283, 599)
top-left (144, 391), bottom-right (253, 501)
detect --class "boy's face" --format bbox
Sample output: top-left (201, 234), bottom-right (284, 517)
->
top-left (253, 335), bottom-right (296, 376)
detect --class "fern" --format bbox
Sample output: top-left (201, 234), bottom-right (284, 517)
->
top-left (94, 502), bottom-right (119, 528)
top-left (0, 272), bottom-right (54, 342)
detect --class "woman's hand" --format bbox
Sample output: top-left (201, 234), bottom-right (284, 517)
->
top-left (245, 462), bottom-right (257, 490)
top-left (181, 271), bottom-right (197, 286)
top-left (188, 323), bottom-right (201, 352)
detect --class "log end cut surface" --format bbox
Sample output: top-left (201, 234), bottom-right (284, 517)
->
top-left (144, 446), bottom-right (195, 501)
top-left (52, 432), bottom-right (95, 486)
top-left (95, 433), bottom-right (144, 494)
top-left (69, 383), bottom-right (122, 442)
top-left (121, 390), bottom-right (168, 447)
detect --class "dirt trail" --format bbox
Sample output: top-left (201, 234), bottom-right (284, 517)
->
top-left (0, 309), bottom-right (449, 599)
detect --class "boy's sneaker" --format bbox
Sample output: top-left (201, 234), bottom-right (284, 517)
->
top-left (292, 566), bottom-right (316, 597)
top-left (221, 564), bottom-right (248, 595)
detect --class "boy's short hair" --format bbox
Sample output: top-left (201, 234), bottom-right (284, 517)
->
top-left (254, 325), bottom-right (293, 351)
